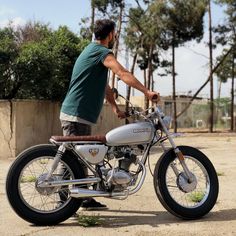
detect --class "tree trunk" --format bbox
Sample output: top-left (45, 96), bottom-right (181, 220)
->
top-left (5, 81), bottom-right (22, 99)
top-left (177, 46), bottom-right (233, 118)
top-left (125, 51), bottom-right (137, 123)
top-left (208, 0), bottom-right (214, 133)
top-left (230, 53), bottom-right (235, 131)
top-left (216, 79), bottom-right (222, 125)
top-left (111, 3), bottom-right (124, 88)
top-left (145, 45), bottom-right (154, 110)
top-left (143, 68), bottom-right (147, 109)
top-left (151, 72), bottom-right (155, 107)
top-left (90, 0), bottom-right (95, 41)
top-left (218, 79), bottom-right (222, 100)
top-left (144, 69), bottom-right (147, 88)
top-left (172, 40), bottom-right (177, 133)
top-left (151, 71), bottom-right (155, 91)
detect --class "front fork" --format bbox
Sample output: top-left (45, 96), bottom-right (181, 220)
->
top-left (160, 140), bottom-right (193, 182)
top-left (158, 116), bottom-right (193, 182)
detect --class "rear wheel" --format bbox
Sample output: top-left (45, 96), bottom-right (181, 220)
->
top-left (6, 144), bottom-right (85, 225)
top-left (154, 146), bottom-right (219, 219)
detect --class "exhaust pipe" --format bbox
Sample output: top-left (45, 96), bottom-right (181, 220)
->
top-left (70, 160), bottom-right (146, 199)
top-left (37, 177), bottom-right (101, 188)
top-left (70, 188), bottom-right (128, 198)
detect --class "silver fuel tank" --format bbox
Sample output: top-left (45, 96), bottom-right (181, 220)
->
top-left (106, 122), bottom-right (154, 146)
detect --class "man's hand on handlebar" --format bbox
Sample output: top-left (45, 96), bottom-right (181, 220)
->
top-left (146, 91), bottom-right (161, 103)
top-left (113, 108), bottom-right (127, 119)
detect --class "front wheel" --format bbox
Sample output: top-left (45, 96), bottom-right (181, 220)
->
top-left (6, 144), bottom-right (85, 225)
top-left (154, 146), bottom-right (219, 220)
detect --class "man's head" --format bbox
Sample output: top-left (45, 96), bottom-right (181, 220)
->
top-left (94, 19), bottom-right (116, 49)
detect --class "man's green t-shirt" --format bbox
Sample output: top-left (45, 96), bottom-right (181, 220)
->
top-left (61, 42), bottom-right (112, 124)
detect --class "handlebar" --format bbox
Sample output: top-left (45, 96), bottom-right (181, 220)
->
top-left (126, 105), bottom-right (163, 120)
top-left (113, 89), bottom-right (161, 119)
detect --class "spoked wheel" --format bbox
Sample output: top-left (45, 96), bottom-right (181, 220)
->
top-left (6, 144), bottom-right (85, 225)
top-left (154, 146), bottom-right (219, 219)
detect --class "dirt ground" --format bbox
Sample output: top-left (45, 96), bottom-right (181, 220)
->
top-left (0, 133), bottom-right (236, 236)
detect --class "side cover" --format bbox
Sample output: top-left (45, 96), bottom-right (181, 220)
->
top-left (75, 145), bottom-right (108, 164)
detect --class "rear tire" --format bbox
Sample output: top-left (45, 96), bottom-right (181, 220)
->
top-left (153, 146), bottom-right (219, 219)
top-left (6, 144), bottom-right (85, 225)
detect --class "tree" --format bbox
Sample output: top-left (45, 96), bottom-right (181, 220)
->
top-left (0, 22), bottom-right (52, 99)
top-left (0, 21), bottom-right (89, 100)
top-left (208, 0), bottom-right (214, 132)
top-left (124, 1), bottom-right (169, 110)
top-left (0, 27), bottom-right (19, 99)
top-left (162, 0), bottom-right (207, 132)
top-left (215, 50), bottom-right (236, 130)
top-left (176, 46), bottom-right (234, 118)
top-left (214, 0), bottom-right (236, 131)
top-left (44, 26), bottom-right (89, 100)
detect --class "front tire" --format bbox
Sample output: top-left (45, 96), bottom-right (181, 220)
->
top-left (154, 146), bottom-right (219, 219)
top-left (6, 144), bottom-right (85, 225)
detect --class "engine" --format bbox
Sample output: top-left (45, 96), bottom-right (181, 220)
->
top-left (106, 168), bottom-right (132, 187)
top-left (101, 146), bottom-right (143, 191)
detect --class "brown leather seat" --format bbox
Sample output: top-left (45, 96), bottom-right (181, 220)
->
top-left (50, 135), bottom-right (107, 144)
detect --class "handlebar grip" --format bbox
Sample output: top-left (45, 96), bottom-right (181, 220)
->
top-left (151, 94), bottom-right (159, 102)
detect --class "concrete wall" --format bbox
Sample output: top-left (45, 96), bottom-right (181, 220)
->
top-left (14, 100), bottom-right (62, 156)
top-left (0, 101), bottom-right (16, 159)
top-left (92, 103), bottom-right (125, 134)
top-left (0, 100), bottom-right (125, 159)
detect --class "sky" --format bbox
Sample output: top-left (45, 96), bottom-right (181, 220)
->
top-left (0, 0), bottom-right (232, 98)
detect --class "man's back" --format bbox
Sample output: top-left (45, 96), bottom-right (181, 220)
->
top-left (61, 42), bottom-right (112, 123)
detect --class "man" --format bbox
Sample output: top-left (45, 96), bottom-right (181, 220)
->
top-left (60, 19), bottom-right (160, 210)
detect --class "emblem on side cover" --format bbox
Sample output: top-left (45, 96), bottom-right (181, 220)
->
top-left (89, 148), bottom-right (99, 157)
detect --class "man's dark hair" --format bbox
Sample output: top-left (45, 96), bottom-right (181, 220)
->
top-left (94, 19), bottom-right (116, 40)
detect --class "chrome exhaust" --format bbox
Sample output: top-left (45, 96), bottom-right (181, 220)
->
top-left (37, 177), bottom-right (101, 188)
top-left (70, 188), bottom-right (128, 198)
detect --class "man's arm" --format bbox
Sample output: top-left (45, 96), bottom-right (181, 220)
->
top-left (105, 84), bottom-right (126, 119)
top-left (103, 54), bottom-right (160, 102)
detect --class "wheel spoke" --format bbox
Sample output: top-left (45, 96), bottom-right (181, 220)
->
top-left (18, 156), bottom-right (75, 213)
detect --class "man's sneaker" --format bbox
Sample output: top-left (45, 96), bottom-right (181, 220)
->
top-left (80, 198), bottom-right (108, 211)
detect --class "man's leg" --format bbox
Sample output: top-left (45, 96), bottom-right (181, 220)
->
top-left (60, 120), bottom-right (107, 210)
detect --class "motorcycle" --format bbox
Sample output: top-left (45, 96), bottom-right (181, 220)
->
top-left (6, 92), bottom-right (219, 225)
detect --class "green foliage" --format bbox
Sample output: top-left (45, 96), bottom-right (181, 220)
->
top-left (79, 0), bottom-right (124, 41)
top-left (215, 97), bottom-right (231, 105)
top-left (214, 0), bottom-right (236, 93)
top-left (0, 27), bottom-right (19, 98)
top-left (163, 0), bottom-right (207, 45)
top-left (217, 171), bottom-right (225, 176)
top-left (215, 50), bottom-right (236, 83)
top-left (77, 214), bottom-right (104, 227)
top-left (21, 175), bottom-right (37, 183)
top-left (214, 0), bottom-right (236, 47)
top-left (188, 191), bottom-right (205, 203)
top-left (92, 0), bottom-right (124, 13)
top-left (192, 103), bottom-right (210, 125)
top-left (124, 1), bottom-right (168, 73)
top-left (124, 0), bottom-right (206, 76)
top-left (0, 22), bottom-right (89, 100)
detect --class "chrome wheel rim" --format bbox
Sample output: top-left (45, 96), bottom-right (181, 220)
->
top-left (166, 156), bottom-right (210, 208)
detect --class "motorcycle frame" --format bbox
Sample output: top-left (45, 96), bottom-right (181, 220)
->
top-left (43, 106), bottom-right (193, 195)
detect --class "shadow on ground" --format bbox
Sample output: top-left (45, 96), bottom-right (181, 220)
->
top-left (47, 208), bottom-right (236, 228)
